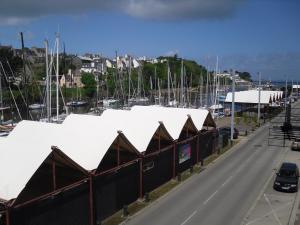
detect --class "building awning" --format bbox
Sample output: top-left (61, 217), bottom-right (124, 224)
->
top-left (225, 90), bottom-right (283, 104)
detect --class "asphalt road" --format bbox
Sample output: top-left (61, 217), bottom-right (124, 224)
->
top-left (124, 117), bottom-right (287, 225)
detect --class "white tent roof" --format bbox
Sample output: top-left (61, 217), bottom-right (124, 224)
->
top-left (61, 114), bottom-right (137, 170)
top-left (130, 106), bottom-right (198, 139)
top-left (209, 104), bottom-right (223, 110)
top-left (293, 85), bottom-right (300, 89)
top-left (0, 115), bottom-right (138, 200)
top-left (100, 109), bottom-right (173, 152)
top-left (0, 121), bottom-right (61, 201)
top-left (131, 105), bottom-right (212, 131)
top-left (225, 90), bottom-right (283, 104)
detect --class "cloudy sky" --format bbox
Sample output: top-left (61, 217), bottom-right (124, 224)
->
top-left (0, 0), bottom-right (299, 81)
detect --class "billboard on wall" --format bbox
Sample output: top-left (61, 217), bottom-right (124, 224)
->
top-left (178, 144), bottom-right (191, 164)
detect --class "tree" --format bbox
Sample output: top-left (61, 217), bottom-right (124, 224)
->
top-left (236, 71), bottom-right (252, 82)
top-left (81, 73), bottom-right (96, 98)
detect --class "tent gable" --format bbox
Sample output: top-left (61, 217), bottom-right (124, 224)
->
top-left (13, 149), bottom-right (88, 205)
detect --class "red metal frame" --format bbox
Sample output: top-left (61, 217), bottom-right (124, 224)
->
top-left (196, 134), bottom-right (200, 164)
top-left (94, 158), bottom-right (139, 178)
top-left (52, 160), bottom-right (56, 191)
top-left (176, 135), bottom-right (197, 145)
top-left (158, 131), bottom-right (161, 151)
top-left (5, 210), bottom-right (10, 225)
top-left (117, 139), bottom-right (120, 166)
top-left (144, 145), bottom-right (173, 158)
top-left (12, 178), bottom-right (88, 209)
top-left (173, 142), bottom-right (176, 178)
top-left (89, 175), bottom-right (94, 225)
top-left (139, 159), bottom-right (143, 198)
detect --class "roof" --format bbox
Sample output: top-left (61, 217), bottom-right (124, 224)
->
top-left (209, 104), bottom-right (223, 110)
top-left (281, 162), bottom-right (298, 170)
top-left (61, 114), bottom-right (139, 169)
top-left (78, 56), bottom-right (92, 61)
top-left (225, 90), bottom-right (283, 104)
top-left (0, 121), bottom-right (62, 201)
top-left (100, 109), bottom-right (173, 152)
top-left (131, 105), bottom-right (215, 131)
top-left (130, 106), bottom-right (199, 139)
top-left (0, 116), bottom-right (139, 200)
top-left (293, 85), bottom-right (300, 89)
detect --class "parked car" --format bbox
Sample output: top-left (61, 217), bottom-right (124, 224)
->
top-left (218, 127), bottom-right (239, 139)
top-left (273, 162), bottom-right (299, 192)
top-left (291, 138), bottom-right (300, 151)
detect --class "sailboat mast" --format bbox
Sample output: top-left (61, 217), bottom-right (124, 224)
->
top-left (20, 32), bottom-right (30, 120)
top-left (167, 62), bottom-right (170, 104)
top-left (212, 56), bottom-right (219, 114)
top-left (206, 68), bottom-right (209, 108)
top-left (154, 66), bottom-right (157, 98)
top-left (180, 60), bottom-right (184, 105)
top-left (128, 56), bottom-right (131, 102)
top-left (200, 75), bottom-right (203, 107)
top-left (45, 40), bottom-right (50, 122)
top-left (56, 33), bottom-right (60, 121)
top-left (137, 67), bottom-right (141, 99)
top-left (158, 78), bottom-right (161, 105)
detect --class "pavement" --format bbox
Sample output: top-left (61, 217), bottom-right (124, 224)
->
top-left (123, 115), bottom-right (288, 225)
top-left (241, 145), bottom-right (300, 225)
top-left (241, 100), bottom-right (300, 225)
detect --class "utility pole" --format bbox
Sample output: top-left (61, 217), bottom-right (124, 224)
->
top-left (284, 77), bottom-right (288, 120)
top-left (230, 69), bottom-right (235, 141)
top-left (257, 72), bottom-right (261, 126)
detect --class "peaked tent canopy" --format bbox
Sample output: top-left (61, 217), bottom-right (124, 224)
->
top-left (225, 90), bottom-right (283, 104)
top-left (61, 114), bottom-right (141, 171)
top-left (131, 105), bottom-right (215, 132)
top-left (0, 121), bottom-right (87, 202)
top-left (71, 110), bottom-right (174, 153)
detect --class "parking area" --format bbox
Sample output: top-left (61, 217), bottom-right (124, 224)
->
top-left (242, 146), bottom-right (300, 225)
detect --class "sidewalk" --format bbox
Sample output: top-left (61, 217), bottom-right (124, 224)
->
top-left (241, 140), bottom-right (300, 225)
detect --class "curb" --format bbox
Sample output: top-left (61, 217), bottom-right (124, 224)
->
top-left (122, 123), bottom-right (270, 224)
top-left (241, 142), bottom-right (291, 225)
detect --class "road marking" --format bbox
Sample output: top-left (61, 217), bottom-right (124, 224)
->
top-left (203, 190), bottom-right (218, 205)
top-left (221, 175), bottom-right (233, 187)
top-left (245, 201), bottom-right (292, 225)
top-left (181, 210), bottom-right (197, 225)
top-left (264, 193), bottom-right (283, 225)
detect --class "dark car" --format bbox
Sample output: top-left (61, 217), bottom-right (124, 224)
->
top-left (218, 127), bottom-right (239, 139)
top-left (291, 138), bottom-right (300, 151)
top-left (273, 162), bottom-right (299, 192)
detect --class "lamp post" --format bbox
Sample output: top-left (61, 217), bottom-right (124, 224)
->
top-left (257, 72), bottom-right (261, 126)
top-left (230, 69), bottom-right (235, 141)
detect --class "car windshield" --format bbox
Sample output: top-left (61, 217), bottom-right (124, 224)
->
top-left (278, 169), bottom-right (296, 178)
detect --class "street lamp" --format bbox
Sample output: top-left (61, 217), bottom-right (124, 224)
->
top-left (230, 69), bottom-right (235, 142)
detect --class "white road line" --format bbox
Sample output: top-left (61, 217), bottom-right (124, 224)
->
top-left (245, 201), bottom-right (293, 225)
top-left (181, 210), bottom-right (197, 225)
top-left (221, 175), bottom-right (233, 187)
top-left (203, 190), bottom-right (218, 205)
top-left (264, 193), bottom-right (283, 225)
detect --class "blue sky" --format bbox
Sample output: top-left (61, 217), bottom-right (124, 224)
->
top-left (0, 0), bottom-right (299, 81)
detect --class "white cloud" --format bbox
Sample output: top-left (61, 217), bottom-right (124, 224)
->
top-left (0, 16), bottom-right (33, 26)
top-left (0, 0), bottom-right (245, 26)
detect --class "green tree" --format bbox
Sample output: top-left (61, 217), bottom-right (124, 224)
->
top-left (81, 73), bottom-right (96, 98)
top-left (236, 71), bottom-right (252, 82)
